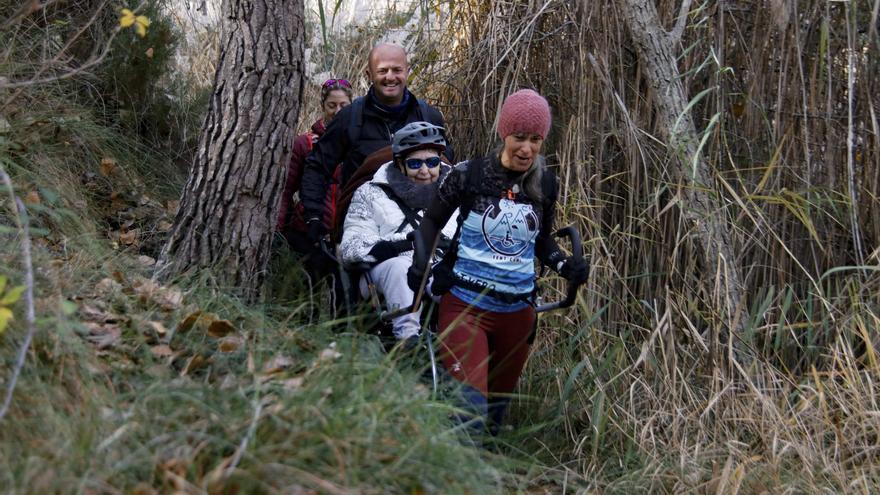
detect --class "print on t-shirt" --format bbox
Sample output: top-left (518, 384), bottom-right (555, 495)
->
top-left (481, 198), bottom-right (540, 257)
top-left (451, 196), bottom-right (541, 311)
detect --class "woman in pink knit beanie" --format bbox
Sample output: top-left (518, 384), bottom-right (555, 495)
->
top-left (407, 89), bottom-right (588, 444)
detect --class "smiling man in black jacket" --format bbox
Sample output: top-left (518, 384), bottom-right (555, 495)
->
top-left (300, 43), bottom-right (454, 243)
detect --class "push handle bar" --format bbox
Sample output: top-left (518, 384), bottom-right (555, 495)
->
top-left (535, 225), bottom-right (584, 313)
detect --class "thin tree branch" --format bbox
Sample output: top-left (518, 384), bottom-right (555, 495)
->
top-left (0, 168), bottom-right (37, 422)
top-left (0, 0), bottom-right (143, 109)
top-left (0, 0), bottom-right (62, 31)
top-left (669, 0), bottom-right (693, 44)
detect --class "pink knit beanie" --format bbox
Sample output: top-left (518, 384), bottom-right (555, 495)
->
top-left (497, 89), bottom-right (551, 140)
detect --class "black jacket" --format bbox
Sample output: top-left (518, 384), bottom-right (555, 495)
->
top-left (300, 88), bottom-right (454, 222)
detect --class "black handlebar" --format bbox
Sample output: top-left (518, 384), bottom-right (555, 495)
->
top-left (535, 225), bottom-right (584, 313)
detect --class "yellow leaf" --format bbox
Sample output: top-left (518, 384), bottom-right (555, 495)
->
top-left (0, 285), bottom-right (25, 306)
top-left (119, 9), bottom-right (135, 28)
top-left (135, 16), bottom-right (150, 37)
top-left (0, 307), bottom-right (14, 334)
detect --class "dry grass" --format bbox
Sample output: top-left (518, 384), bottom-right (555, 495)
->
top-left (396, 0), bottom-right (880, 491)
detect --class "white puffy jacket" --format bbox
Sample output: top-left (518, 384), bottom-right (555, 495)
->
top-left (340, 162), bottom-right (458, 266)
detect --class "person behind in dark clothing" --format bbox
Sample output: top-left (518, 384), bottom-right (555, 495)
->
top-left (276, 78), bottom-right (353, 275)
top-left (300, 43), bottom-right (454, 245)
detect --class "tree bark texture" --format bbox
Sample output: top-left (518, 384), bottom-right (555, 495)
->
top-left (617, 0), bottom-right (751, 365)
top-left (158, 0), bottom-right (305, 300)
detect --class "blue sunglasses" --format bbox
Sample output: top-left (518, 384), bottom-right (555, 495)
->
top-left (405, 156), bottom-right (442, 170)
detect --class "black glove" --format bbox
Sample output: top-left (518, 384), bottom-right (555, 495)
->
top-left (306, 218), bottom-right (326, 245)
top-left (368, 239), bottom-right (411, 263)
top-left (407, 263), bottom-right (428, 294)
top-left (559, 256), bottom-right (589, 285)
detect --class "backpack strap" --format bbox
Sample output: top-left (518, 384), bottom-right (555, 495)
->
top-left (459, 156), bottom-right (486, 223)
top-left (347, 97), bottom-right (366, 146)
top-left (417, 99), bottom-right (433, 123)
top-left (444, 157), bottom-right (487, 258)
top-left (540, 167), bottom-right (558, 205)
top-left (377, 185), bottom-right (422, 234)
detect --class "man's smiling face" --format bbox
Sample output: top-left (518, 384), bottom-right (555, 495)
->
top-left (366, 44), bottom-right (409, 106)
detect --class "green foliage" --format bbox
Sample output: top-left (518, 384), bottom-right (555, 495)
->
top-left (97, 3), bottom-right (196, 151)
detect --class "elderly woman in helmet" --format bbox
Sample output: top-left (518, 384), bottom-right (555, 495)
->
top-left (339, 122), bottom-right (457, 344)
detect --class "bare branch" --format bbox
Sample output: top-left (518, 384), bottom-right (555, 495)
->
top-left (0, 31), bottom-right (121, 91)
top-left (479, 0), bottom-right (554, 87)
top-left (669, 0), bottom-right (693, 44)
top-left (0, 0), bottom-right (140, 109)
top-left (0, 0), bottom-right (62, 31)
top-left (0, 168), bottom-right (37, 423)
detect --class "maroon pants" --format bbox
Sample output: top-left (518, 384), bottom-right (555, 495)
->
top-left (437, 293), bottom-right (535, 397)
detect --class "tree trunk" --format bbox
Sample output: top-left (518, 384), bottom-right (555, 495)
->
top-left (157, 0), bottom-right (305, 301)
top-left (617, 0), bottom-right (752, 366)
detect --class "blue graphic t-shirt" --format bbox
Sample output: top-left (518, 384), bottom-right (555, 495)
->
top-left (437, 157), bottom-right (551, 312)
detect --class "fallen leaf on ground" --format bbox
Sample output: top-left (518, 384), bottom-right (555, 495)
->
top-left (150, 345), bottom-right (173, 358)
top-left (157, 220), bottom-right (174, 231)
top-left (119, 229), bottom-right (139, 246)
top-left (132, 278), bottom-right (182, 310)
top-left (176, 311), bottom-right (203, 333)
top-left (79, 303), bottom-right (112, 322)
top-left (318, 342), bottom-right (342, 362)
top-left (218, 336), bottom-right (242, 353)
top-left (25, 190), bottom-right (40, 204)
top-left (84, 322), bottom-right (121, 349)
top-left (95, 277), bottom-right (123, 295)
top-left (166, 200), bottom-right (180, 213)
top-left (111, 270), bottom-right (128, 285)
top-left (147, 320), bottom-right (167, 336)
top-left (207, 319), bottom-right (236, 338)
top-left (137, 255), bottom-right (156, 267)
top-left (262, 355), bottom-right (294, 375)
top-left (181, 354), bottom-right (209, 376)
top-left (99, 157), bottom-right (117, 177)
top-left (282, 377), bottom-right (304, 391)
top-left (156, 287), bottom-right (183, 310)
